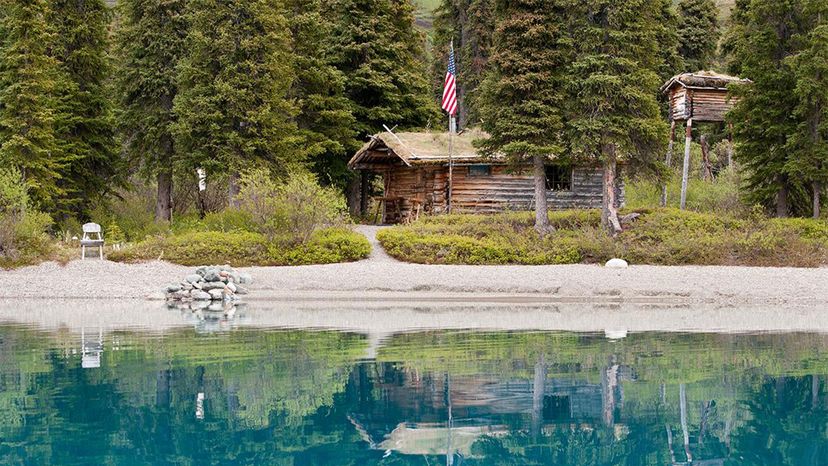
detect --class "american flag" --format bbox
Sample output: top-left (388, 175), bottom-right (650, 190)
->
top-left (441, 42), bottom-right (458, 116)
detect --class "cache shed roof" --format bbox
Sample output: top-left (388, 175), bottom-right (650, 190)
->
top-left (660, 71), bottom-right (751, 93)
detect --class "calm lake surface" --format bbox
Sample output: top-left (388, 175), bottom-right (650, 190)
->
top-left (1, 302), bottom-right (827, 465)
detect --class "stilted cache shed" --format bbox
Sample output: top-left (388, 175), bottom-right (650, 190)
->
top-left (660, 71), bottom-right (750, 209)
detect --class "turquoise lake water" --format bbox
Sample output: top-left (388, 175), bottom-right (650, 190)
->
top-left (1, 305), bottom-right (827, 465)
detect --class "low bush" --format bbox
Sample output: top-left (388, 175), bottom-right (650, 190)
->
top-left (109, 227), bottom-right (370, 266)
top-left (377, 209), bottom-right (828, 267)
top-left (0, 167), bottom-right (54, 268)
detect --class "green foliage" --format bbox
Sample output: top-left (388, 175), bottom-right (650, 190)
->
top-left (0, 167), bottom-right (53, 268)
top-left (377, 209), bottom-right (828, 267)
top-left (236, 169), bottom-right (347, 244)
top-left (724, 0), bottom-right (823, 217)
top-left (173, 0), bottom-right (302, 178)
top-left (325, 0), bottom-right (439, 138)
top-left (286, 0), bottom-right (358, 191)
top-left (565, 0), bottom-right (668, 170)
top-left (105, 222), bottom-right (125, 245)
top-left (627, 165), bottom-right (746, 216)
top-left (50, 0), bottom-right (119, 218)
top-left (113, 0), bottom-right (187, 221)
top-left (109, 227), bottom-right (370, 266)
top-left (431, 0), bottom-right (494, 126)
top-left (0, 0), bottom-right (64, 207)
top-left (677, 0), bottom-right (720, 71)
top-left (476, 0), bottom-right (569, 163)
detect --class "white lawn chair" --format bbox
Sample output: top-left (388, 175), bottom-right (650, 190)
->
top-left (81, 223), bottom-right (105, 260)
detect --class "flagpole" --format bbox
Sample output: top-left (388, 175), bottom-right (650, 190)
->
top-left (448, 114), bottom-right (454, 214)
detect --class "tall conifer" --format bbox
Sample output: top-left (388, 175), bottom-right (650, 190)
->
top-left (476, 0), bottom-right (572, 233)
top-left (51, 0), bottom-right (118, 218)
top-left (113, 0), bottom-right (187, 222)
top-left (566, 0), bottom-right (668, 234)
top-left (286, 0), bottom-right (357, 190)
top-left (326, 0), bottom-right (437, 138)
top-left (677, 0), bottom-right (720, 71)
top-left (726, 0), bottom-right (810, 216)
top-left (0, 0), bottom-right (63, 208)
top-left (173, 0), bottom-right (301, 204)
top-left (785, 1), bottom-right (828, 217)
top-left (432, 0), bottom-right (495, 127)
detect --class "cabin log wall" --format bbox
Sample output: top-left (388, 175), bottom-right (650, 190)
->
top-left (381, 164), bottom-right (620, 223)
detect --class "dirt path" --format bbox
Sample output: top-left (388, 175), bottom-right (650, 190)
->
top-left (353, 224), bottom-right (398, 263)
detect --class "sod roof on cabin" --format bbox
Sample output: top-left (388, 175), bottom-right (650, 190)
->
top-left (349, 129), bottom-right (493, 167)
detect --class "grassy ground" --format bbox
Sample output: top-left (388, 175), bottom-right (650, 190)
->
top-left (377, 209), bottom-right (828, 267)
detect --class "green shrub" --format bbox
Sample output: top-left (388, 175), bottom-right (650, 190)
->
top-left (376, 209), bottom-right (828, 267)
top-left (0, 167), bottom-right (53, 268)
top-left (236, 169), bottom-right (346, 244)
top-left (110, 227), bottom-right (370, 266)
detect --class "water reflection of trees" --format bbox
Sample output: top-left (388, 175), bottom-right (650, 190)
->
top-left (1, 327), bottom-right (828, 463)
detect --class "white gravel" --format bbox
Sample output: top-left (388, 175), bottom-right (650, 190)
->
top-left (1, 226), bottom-right (828, 305)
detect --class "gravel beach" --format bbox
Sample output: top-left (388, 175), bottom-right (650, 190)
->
top-left (2, 226), bottom-right (828, 304)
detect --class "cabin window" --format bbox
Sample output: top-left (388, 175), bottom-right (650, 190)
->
top-left (545, 165), bottom-right (572, 191)
top-left (468, 164), bottom-right (492, 177)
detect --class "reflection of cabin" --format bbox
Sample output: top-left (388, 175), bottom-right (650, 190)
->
top-left (347, 130), bottom-right (621, 224)
top-left (661, 71), bottom-right (750, 123)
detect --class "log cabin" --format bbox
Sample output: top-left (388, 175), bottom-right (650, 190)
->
top-left (348, 129), bottom-right (623, 224)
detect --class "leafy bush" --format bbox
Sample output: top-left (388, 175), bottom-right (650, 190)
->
top-left (237, 169), bottom-right (346, 244)
top-left (377, 209), bottom-right (828, 267)
top-left (626, 167), bottom-right (745, 216)
top-left (109, 227), bottom-right (370, 266)
top-left (0, 167), bottom-right (53, 268)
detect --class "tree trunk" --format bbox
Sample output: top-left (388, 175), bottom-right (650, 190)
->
top-left (700, 134), bottom-right (712, 181)
top-left (346, 175), bottom-right (361, 218)
top-left (227, 171), bottom-right (241, 208)
top-left (776, 177), bottom-right (789, 218)
top-left (661, 120), bottom-right (676, 207)
top-left (727, 123), bottom-right (734, 168)
top-left (814, 181), bottom-right (821, 219)
top-left (155, 170), bottom-right (172, 222)
top-left (602, 145), bottom-right (622, 236)
top-left (533, 153), bottom-right (550, 234)
top-left (680, 119), bottom-right (693, 210)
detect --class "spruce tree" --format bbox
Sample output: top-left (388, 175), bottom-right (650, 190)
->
top-left (432, 0), bottom-right (495, 127)
top-left (566, 0), bottom-right (668, 234)
top-left (50, 0), bottom-right (118, 219)
top-left (113, 0), bottom-right (187, 222)
top-left (286, 0), bottom-right (357, 191)
top-left (0, 0), bottom-right (63, 208)
top-left (785, 1), bottom-right (828, 218)
top-left (173, 0), bottom-right (301, 205)
top-left (476, 0), bottom-right (572, 233)
top-left (726, 0), bottom-right (810, 216)
top-left (677, 0), bottom-right (720, 71)
top-left (326, 0), bottom-right (438, 138)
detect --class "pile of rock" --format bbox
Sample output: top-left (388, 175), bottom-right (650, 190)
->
top-left (165, 265), bottom-right (252, 303)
